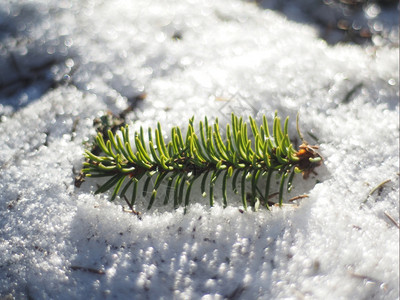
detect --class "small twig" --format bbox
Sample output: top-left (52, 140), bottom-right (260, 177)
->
top-left (273, 203), bottom-right (299, 207)
top-left (123, 196), bottom-right (142, 219)
top-left (268, 192), bottom-right (279, 199)
top-left (349, 272), bottom-right (376, 281)
top-left (70, 117), bottom-right (80, 142)
top-left (70, 265), bottom-right (105, 275)
top-left (122, 207), bottom-right (142, 219)
top-left (363, 179), bottom-right (391, 203)
top-left (122, 195), bottom-right (134, 211)
top-left (307, 131), bottom-right (319, 143)
top-left (342, 82), bottom-right (363, 104)
top-left (370, 179), bottom-right (391, 196)
top-left (257, 191), bottom-right (279, 207)
top-left (349, 271), bottom-right (387, 291)
top-left (288, 194), bottom-right (309, 202)
top-left (225, 284), bottom-right (246, 300)
top-left (383, 212), bottom-right (400, 229)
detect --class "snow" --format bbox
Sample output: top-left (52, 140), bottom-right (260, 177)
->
top-left (0, 0), bottom-right (398, 299)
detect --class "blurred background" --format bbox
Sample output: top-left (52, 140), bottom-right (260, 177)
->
top-left (249, 0), bottom-right (398, 46)
top-left (0, 0), bottom-right (398, 120)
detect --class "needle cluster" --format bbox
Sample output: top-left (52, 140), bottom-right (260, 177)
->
top-left (82, 113), bottom-right (322, 212)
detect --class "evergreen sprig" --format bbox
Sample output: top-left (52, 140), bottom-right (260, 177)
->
top-left (82, 113), bottom-right (322, 212)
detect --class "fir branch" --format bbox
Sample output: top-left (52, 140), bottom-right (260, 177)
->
top-left (82, 113), bottom-right (323, 212)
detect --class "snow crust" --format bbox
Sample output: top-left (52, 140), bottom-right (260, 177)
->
top-left (0, 0), bottom-right (398, 299)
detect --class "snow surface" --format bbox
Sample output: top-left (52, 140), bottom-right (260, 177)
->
top-left (0, 0), bottom-right (399, 299)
